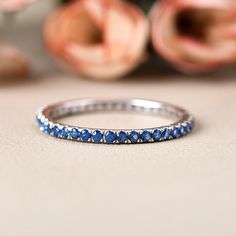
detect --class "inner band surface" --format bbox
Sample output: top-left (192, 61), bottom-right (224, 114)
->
top-left (42, 99), bottom-right (190, 130)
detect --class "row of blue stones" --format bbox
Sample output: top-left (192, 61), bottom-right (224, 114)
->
top-left (37, 116), bottom-right (194, 144)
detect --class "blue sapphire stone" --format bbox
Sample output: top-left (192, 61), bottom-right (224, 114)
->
top-left (57, 129), bottom-right (63, 138)
top-left (180, 125), bottom-right (187, 135)
top-left (92, 130), bottom-right (103, 143)
top-left (161, 128), bottom-right (172, 140)
top-left (129, 131), bottom-right (139, 143)
top-left (141, 130), bottom-right (152, 143)
top-left (187, 122), bottom-right (193, 132)
top-left (152, 129), bottom-right (161, 141)
top-left (81, 129), bottom-right (91, 141)
top-left (70, 128), bottom-right (80, 140)
top-left (118, 131), bottom-right (128, 144)
top-left (53, 126), bottom-right (61, 138)
top-left (43, 124), bottom-right (51, 134)
top-left (172, 127), bottom-right (181, 138)
top-left (61, 127), bottom-right (69, 139)
top-left (37, 118), bottom-right (43, 127)
top-left (105, 131), bottom-right (117, 143)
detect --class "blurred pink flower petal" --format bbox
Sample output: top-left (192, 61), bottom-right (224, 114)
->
top-left (44, 0), bottom-right (149, 80)
top-left (0, 0), bottom-right (36, 12)
top-left (0, 45), bottom-right (29, 79)
top-left (151, 0), bottom-right (236, 73)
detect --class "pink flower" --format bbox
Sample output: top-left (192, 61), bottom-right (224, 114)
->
top-left (151, 0), bottom-right (236, 73)
top-left (0, 45), bottom-right (29, 79)
top-left (0, 0), bottom-right (37, 12)
top-left (44, 0), bottom-right (149, 80)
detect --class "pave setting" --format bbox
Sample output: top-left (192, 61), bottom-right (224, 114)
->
top-left (36, 99), bottom-right (195, 144)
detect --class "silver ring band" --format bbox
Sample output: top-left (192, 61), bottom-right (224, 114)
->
top-left (36, 98), bottom-right (195, 144)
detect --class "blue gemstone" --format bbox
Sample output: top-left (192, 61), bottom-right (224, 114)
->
top-left (152, 129), bottom-right (161, 141)
top-left (57, 129), bottom-right (63, 138)
top-left (161, 128), bottom-right (172, 140)
top-left (141, 130), bottom-right (152, 143)
top-left (105, 131), bottom-right (117, 143)
top-left (92, 130), bottom-right (103, 143)
top-left (172, 127), bottom-right (181, 138)
top-left (118, 131), bottom-right (128, 144)
top-left (70, 128), bottom-right (80, 140)
top-left (37, 118), bottom-right (43, 127)
top-left (186, 123), bottom-right (192, 132)
top-left (43, 124), bottom-right (51, 134)
top-left (129, 131), bottom-right (139, 143)
top-left (53, 126), bottom-right (60, 138)
top-left (81, 129), bottom-right (91, 141)
top-left (180, 125), bottom-right (187, 135)
top-left (61, 127), bottom-right (69, 139)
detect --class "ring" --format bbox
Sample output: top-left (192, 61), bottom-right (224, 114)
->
top-left (36, 98), bottom-right (195, 144)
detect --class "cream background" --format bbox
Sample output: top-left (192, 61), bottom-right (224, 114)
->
top-left (0, 1), bottom-right (236, 236)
